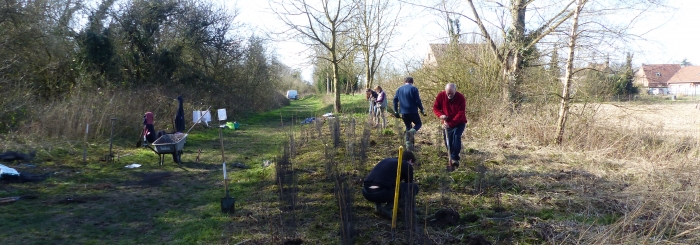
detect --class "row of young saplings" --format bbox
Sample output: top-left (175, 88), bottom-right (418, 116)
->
top-left (273, 116), bottom-right (429, 244)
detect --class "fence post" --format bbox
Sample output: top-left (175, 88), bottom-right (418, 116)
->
top-left (83, 123), bottom-right (89, 163)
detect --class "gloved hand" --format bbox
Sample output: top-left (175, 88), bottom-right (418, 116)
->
top-left (420, 110), bottom-right (427, 116)
top-left (393, 112), bottom-right (401, 118)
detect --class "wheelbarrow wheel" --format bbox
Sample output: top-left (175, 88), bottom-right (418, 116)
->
top-left (172, 150), bottom-right (182, 164)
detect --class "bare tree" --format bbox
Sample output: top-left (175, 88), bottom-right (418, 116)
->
top-left (465, 0), bottom-right (577, 108)
top-left (555, 0), bottom-right (586, 145)
top-left (554, 0), bottom-right (667, 144)
top-left (354, 0), bottom-right (402, 89)
top-left (272, 0), bottom-right (357, 112)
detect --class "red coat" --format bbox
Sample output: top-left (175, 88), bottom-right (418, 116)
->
top-left (432, 91), bottom-right (467, 128)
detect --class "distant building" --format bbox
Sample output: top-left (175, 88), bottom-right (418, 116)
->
top-left (667, 66), bottom-right (700, 95)
top-left (586, 60), bottom-right (613, 75)
top-left (633, 64), bottom-right (681, 95)
top-left (422, 43), bottom-right (485, 67)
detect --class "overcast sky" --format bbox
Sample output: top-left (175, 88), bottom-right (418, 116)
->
top-left (223, 0), bottom-right (699, 81)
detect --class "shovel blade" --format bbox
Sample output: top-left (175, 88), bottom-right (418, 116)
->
top-left (221, 196), bottom-right (235, 213)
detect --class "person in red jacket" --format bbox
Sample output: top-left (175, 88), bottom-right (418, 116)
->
top-left (432, 83), bottom-right (467, 172)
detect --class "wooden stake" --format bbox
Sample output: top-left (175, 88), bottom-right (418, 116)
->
top-left (83, 123), bottom-right (89, 163)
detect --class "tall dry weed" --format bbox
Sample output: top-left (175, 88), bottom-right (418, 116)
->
top-left (474, 102), bottom-right (700, 163)
top-left (471, 101), bottom-right (700, 244)
top-left (3, 84), bottom-right (290, 146)
top-left (17, 89), bottom-right (175, 141)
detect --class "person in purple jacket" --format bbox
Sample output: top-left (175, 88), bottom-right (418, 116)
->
top-left (393, 77), bottom-right (425, 150)
top-left (374, 86), bottom-right (387, 128)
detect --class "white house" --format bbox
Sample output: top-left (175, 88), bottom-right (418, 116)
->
top-left (667, 66), bottom-right (700, 96)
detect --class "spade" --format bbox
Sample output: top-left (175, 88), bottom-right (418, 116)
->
top-left (221, 162), bottom-right (235, 213)
top-left (219, 128), bottom-right (235, 213)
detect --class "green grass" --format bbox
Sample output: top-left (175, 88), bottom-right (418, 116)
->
top-left (0, 95), bottom-right (337, 244)
top-left (0, 94), bottom-right (382, 244)
top-left (244, 93), bottom-right (370, 125)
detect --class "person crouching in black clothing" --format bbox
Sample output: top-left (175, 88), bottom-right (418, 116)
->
top-left (362, 151), bottom-right (419, 219)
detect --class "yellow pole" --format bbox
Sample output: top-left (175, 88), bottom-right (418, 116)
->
top-left (391, 146), bottom-right (404, 229)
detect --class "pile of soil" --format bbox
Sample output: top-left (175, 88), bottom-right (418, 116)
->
top-left (430, 209), bottom-right (460, 227)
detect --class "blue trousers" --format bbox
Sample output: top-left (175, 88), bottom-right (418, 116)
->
top-left (443, 123), bottom-right (465, 161)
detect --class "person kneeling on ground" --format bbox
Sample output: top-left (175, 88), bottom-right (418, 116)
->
top-left (362, 151), bottom-right (419, 219)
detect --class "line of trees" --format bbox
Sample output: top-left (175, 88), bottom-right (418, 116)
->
top-left (0, 0), bottom-right (308, 134)
top-left (272, 0), bottom-right (403, 112)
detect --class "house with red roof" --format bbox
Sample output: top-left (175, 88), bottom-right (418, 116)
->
top-left (633, 64), bottom-right (681, 95)
top-left (667, 66), bottom-right (700, 96)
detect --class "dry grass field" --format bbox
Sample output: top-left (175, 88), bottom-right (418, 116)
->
top-left (456, 100), bottom-right (700, 244)
top-left (595, 102), bottom-right (700, 137)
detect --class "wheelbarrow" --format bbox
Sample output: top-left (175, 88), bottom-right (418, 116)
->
top-left (150, 133), bottom-right (187, 165)
top-left (141, 106), bottom-right (210, 166)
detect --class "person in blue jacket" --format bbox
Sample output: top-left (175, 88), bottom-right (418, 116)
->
top-left (393, 76), bottom-right (425, 150)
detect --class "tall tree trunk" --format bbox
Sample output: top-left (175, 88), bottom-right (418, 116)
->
top-left (331, 31), bottom-right (342, 112)
top-left (502, 54), bottom-right (522, 108)
top-left (503, 0), bottom-right (526, 108)
top-left (333, 62), bottom-right (341, 112)
top-left (326, 73), bottom-right (330, 94)
top-left (364, 46), bottom-right (372, 89)
top-left (555, 0), bottom-right (585, 144)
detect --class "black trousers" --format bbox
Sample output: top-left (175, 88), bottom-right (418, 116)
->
top-left (400, 113), bottom-right (422, 132)
top-left (362, 182), bottom-right (419, 204)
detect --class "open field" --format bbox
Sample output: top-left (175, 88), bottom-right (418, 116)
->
top-left (595, 102), bottom-right (700, 137)
top-left (2, 97), bottom-right (700, 244)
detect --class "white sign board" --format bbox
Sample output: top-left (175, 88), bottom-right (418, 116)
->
top-left (192, 111), bottom-right (211, 123)
top-left (217, 109), bottom-right (227, 121)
